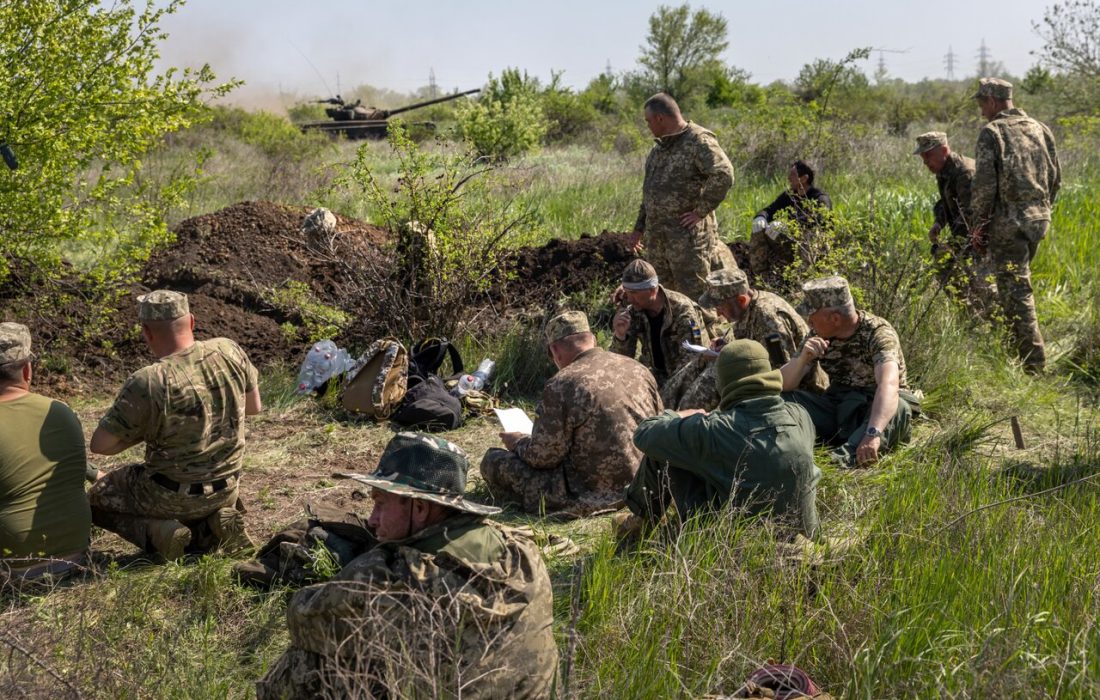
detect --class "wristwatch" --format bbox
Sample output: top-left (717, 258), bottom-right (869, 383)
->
top-left (864, 426), bottom-right (882, 439)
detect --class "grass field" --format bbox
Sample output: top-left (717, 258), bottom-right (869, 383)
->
top-left (4, 123), bottom-right (1100, 698)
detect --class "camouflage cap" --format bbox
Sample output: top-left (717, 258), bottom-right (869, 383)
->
top-left (138, 290), bottom-right (190, 322)
top-left (913, 131), bottom-right (949, 155)
top-left (338, 432), bottom-right (500, 516)
top-left (796, 276), bottom-right (854, 316)
top-left (0, 322), bottom-right (31, 365)
top-left (545, 311), bottom-right (590, 345)
top-left (621, 259), bottom-right (659, 291)
top-left (972, 77), bottom-right (1013, 100)
top-left (698, 268), bottom-right (750, 307)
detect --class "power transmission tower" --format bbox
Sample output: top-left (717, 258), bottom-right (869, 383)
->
top-left (605, 59), bottom-right (613, 76)
top-left (944, 46), bottom-right (957, 80)
top-left (976, 39), bottom-right (992, 76)
top-left (877, 51), bottom-right (888, 78)
top-left (428, 68), bottom-right (438, 99)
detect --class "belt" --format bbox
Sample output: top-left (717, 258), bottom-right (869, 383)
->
top-left (150, 471), bottom-right (240, 496)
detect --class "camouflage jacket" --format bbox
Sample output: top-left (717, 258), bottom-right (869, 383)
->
top-left (610, 286), bottom-right (717, 384)
top-left (633, 122), bottom-right (733, 240)
top-left (735, 291), bottom-right (828, 392)
top-left (281, 515), bottom-right (558, 699)
top-left (515, 348), bottom-right (661, 506)
top-left (933, 152), bottom-right (976, 240)
top-left (97, 338), bottom-right (258, 482)
top-left (802, 311), bottom-right (909, 391)
top-left (972, 108), bottom-right (1060, 229)
top-left (633, 397), bottom-right (818, 522)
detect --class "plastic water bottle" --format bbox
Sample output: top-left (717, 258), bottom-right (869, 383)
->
top-left (454, 358), bottom-right (495, 395)
top-left (296, 340), bottom-right (353, 394)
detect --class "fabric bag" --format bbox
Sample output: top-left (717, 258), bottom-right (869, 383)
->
top-left (341, 338), bottom-right (408, 418)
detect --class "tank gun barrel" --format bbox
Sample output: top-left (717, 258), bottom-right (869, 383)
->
top-left (384, 88), bottom-right (481, 118)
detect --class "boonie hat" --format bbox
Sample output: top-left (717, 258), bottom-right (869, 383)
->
top-left (338, 432), bottom-right (500, 516)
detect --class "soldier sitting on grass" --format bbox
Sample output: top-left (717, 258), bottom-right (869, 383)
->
top-left (88, 290), bottom-right (261, 560)
top-left (749, 160), bottom-right (833, 290)
top-left (256, 432), bottom-right (558, 700)
top-left (780, 276), bottom-right (919, 468)
top-left (0, 322), bottom-right (92, 584)
top-left (619, 339), bottom-right (821, 542)
top-left (480, 311), bottom-right (662, 516)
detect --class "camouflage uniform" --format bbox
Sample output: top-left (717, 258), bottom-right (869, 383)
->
top-left (749, 187), bottom-right (832, 290)
top-left (634, 122), bottom-right (740, 299)
top-left (627, 341), bottom-right (821, 538)
top-left (665, 275), bottom-right (826, 410)
top-left (971, 81), bottom-right (1060, 369)
top-left (258, 433), bottom-right (558, 700)
top-left (480, 348), bottom-right (662, 515)
top-left (610, 285), bottom-right (715, 386)
top-left (785, 277), bottom-right (916, 463)
top-left (89, 291), bottom-right (258, 555)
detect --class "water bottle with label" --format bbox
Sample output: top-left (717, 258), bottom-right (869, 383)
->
top-left (454, 358), bottom-right (495, 396)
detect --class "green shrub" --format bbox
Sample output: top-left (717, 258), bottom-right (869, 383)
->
top-left (457, 69), bottom-right (549, 160)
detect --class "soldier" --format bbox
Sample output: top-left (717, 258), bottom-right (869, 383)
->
top-left (623, 340), bottom-right (821, 539)
top-left (629, 92), bottom-right (740, 299)
top-left (913, 131), bottom-right (995, 311)
top-left (970, 78), bottom-right (1060, 372)
top-left (610, 259), bottom-right (717, 389)
top-left (662, 268), bottom-right (827, 410)
top-left (780, 276), bottom-right (918, 468)
top-left (0, 323), bottom-right (92, 583)
top-left (480, 311), bottom-right (662, 515)
top-left (88, 290), bottom-right (261, 560)
top-left (257, 432), bottom-right (558, 699)
top-left (749, 160), bottom-right (833, 290)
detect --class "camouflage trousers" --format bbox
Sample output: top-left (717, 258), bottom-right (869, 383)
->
top-left (989, 220), bottom-right (1047, 369)
top-left (932, 241), bottom-right (998, 317)
top-left (647, 222), bottom-right (739, 300)
top-left (479, 448), bottom-right (572, 514)
top-left (257, 648), bottom-right (347, 700)
top-left (661, 358), bottom-right (719, 411)
top-left (624, 455), bottom-right (820, 539)
top-left (89, 464), bottom-right (241, 554)
top-left (784, 387), bottom-right (913, 465)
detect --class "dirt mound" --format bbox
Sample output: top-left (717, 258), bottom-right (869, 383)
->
top-left (0, 201), bottom-right (749, 396)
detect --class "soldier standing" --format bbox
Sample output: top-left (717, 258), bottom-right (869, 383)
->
top-left (970, 78), bottom-right (1061, 372)
top-left (480, 311), bottom-right (662, 516)
top-left (89, 290), bottom-right (261, 560)
top-left (629, 92), bottom-right (740, 299)
top-left (913, 131), bottom-right (995, 311)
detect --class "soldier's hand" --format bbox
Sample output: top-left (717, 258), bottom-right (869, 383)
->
top-left (611, 284), bottom-right (626, 307)
top-left (677, 408), bottom-right (707, 418)
top-left (628, 230), bottom-right (644, 253)
top-left (928, 223), bottom-right (941, 243)
top-left (612, 308), bottom-right (632, 340)
top-left (801, 336), bottom-right (830, 362)
top-left (856, 434), bottom-right (881, 466)
top-left (679, 211), bottom-right (703, 228)
top-left (499, 431), bottom-right (525, 451)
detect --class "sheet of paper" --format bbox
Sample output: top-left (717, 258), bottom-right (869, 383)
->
top-left (681, 339), bottom-right (719, 358)
top-left (494, 407), bottom-right (534, 434)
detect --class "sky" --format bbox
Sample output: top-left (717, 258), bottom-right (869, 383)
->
top-left (156, 0), bottom-right (1048, 110)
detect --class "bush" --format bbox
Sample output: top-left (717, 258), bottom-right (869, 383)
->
top-left (457, 69), bottom-right (549, 160)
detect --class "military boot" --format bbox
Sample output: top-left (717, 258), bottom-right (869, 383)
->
top-left (149, 520), bottom-right (192, 561)
top-left (209, 507), bottom-right (256, 556)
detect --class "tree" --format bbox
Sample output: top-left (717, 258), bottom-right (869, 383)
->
top-left (0, 0), bottom-right (234, 284)
top-left (457, 68), bottom-right (548, 160)
top-left (637, 4), bottom-right (729, 101)
top-left (1033, 1), bottom-right (1100, 79)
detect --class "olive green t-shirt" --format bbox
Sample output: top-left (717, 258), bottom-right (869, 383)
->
top-left (0, 393), bottom-right (91, 560)
top-left (98, 338), bottom-right (259, 482)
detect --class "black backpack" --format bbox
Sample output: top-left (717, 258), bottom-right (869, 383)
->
top-left (390, 338), bottom-right (465, 432)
